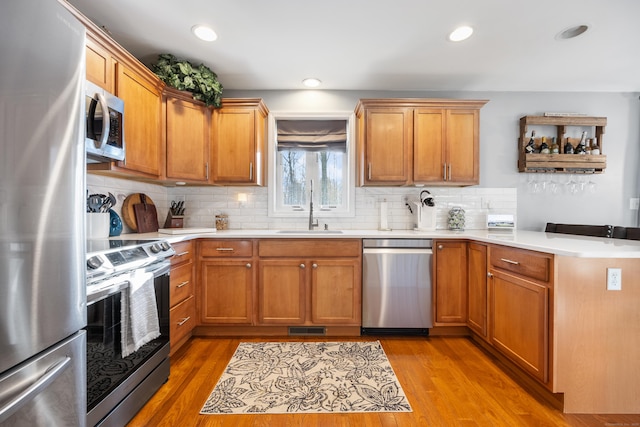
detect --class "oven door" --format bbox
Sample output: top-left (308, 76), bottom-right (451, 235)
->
top-left (86, 261), bottom-right (170, 426)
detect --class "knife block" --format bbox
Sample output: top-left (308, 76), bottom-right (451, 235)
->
top-left (163, 211), bottom-right (184, 228)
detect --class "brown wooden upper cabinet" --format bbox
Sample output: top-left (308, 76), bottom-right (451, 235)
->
top-left (84, 21), bottom-right (164, 180)
top-left (355, 99), bottom-right (488, 186)
top-left (211, 99), bottom-right (268, 185)
top-left (164, 87), bottom-right (210, 183)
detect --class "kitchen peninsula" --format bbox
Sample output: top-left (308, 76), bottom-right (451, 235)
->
top-left (127, 228), bottom-right (640, 414)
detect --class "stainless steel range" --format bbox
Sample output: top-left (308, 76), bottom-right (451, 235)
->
top-left (85, 239), bottom-right (174, 427)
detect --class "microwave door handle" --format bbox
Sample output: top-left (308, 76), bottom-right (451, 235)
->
top-left (95, 92), bottom-right (110, 150)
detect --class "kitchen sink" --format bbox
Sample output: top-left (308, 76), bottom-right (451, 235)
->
top-left (276, 230), bottom-right (343, 234)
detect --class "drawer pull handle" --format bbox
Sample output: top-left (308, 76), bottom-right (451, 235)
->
top-left (312, 263), bottom-right (318, 269)
top-left (300, 263), bottom-right (305, 269)
top-left (500, 258), bottom-right (520, 265)
top-left (176, 281), bottom-right (189, 288)
top-left (487, 272), bottom-right (493, 278)
top-left (176, 251), bottom-right (190, 257)
top-left (246, 263), bottom-right (252, 268)
top-left (216, 248), bottom-right (235, 252)
top-left (177, 316), bottom-right (191, 326)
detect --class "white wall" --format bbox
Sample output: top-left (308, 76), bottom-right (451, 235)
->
top-left (88, 90), bottom-right (640, 232)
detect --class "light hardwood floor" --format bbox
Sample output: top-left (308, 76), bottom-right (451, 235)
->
top-left (128, 336), bottom-right (640, 427)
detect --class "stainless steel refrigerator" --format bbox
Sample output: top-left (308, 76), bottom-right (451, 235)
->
top-left (0, 1), bottom-right (87, 425)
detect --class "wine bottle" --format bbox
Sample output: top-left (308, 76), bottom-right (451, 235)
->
top-left (585, 138), bottom-right (592, 155)
top-left (550, 137), bottom-right (560, 154)
top-left (575, 131), bottom-right (587, 155)
top-left (525, 130), bottom-right (536, 154)
top-left (539, 136), bottom-right (550, 154)
top-left (564, 138), bottom-right (574, 154)
top-left (591, 137), bottom-right (600, 155)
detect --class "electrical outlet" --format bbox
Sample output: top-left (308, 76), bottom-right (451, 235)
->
top-left (630, 198), bottom-right (639, 210)
top-left (607, 268), bottom-right (622, 291)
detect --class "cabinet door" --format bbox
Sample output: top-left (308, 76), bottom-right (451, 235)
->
top-left (257, 259), bottom-right (306, 324)
top-left (413, 109), bottom-right (445, 182)
top-left (200, 260), bottom-right (254, 324)
top-left (490, 269), bottom-right (549, 383)
top-left (85, 36), bottom-right (114, 92)
top-left (362, 108), bottom-right (411, 185)
top-left (434, 241), bottom-right (468, 324)
top-left (166, 96), bottom-right (209, 182)
top-left (116, 63), bottom-right (163, 178)
top-left (310, 259), bottom-right (361, 325)
top-left (467, 242), bottom-right (488, 339)
top-left (212, 100), bottom-right (266, 185)
top-left (446, 109), bottom-right (479, 184)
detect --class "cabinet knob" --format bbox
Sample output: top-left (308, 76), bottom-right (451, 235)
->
top-left (437, 245), bottom-right (443, 250)
top-left (246, 263), bottom-right (252, 268)
top-left (300, 263), bottom-right (306, 269)
top-left (487, 272), bottom-right (493, 278)
top-left (312, 263), bottom-right (318, 269)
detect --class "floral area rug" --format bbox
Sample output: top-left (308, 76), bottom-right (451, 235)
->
top-left (200, 341), bottom-right (412, 414)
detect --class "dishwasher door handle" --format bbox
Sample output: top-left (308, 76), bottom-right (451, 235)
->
top-left (363, 248), bottom-right (433, 255)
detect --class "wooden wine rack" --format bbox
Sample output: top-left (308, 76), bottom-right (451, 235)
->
top-left (518, 115), bottom-right (607, 173)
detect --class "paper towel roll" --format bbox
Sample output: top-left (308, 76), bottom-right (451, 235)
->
top-left (380, 200), bottom-right (389, 230)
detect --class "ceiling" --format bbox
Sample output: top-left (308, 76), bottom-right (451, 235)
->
top-left (67, 0), bottom-right (640, 92)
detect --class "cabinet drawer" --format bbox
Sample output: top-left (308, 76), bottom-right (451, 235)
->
top-left (170, 295), bottom-right (196, 348)
top-left (170, 262), bottom-right (193, 307)
top-left (258, 239), bottom-right (361, 257)
top-left (171, 241), bottom-right (194, 266)
top-left (490, 245), bottom-right (551, 282)
top-left (199, 240), bottom-right (253, 257)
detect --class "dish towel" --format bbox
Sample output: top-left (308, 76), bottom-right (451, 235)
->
top-left (121, 269), bottom-right (160, 358)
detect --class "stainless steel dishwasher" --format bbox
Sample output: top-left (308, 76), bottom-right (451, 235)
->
top-left (361, 239), bottom-right (433, 335)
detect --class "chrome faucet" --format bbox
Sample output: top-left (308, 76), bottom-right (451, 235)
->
top-left (308, 179), bottom-right (318, 230)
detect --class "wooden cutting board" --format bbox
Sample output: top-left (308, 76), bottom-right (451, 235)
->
top-left (122, 193), bottom-right (156, 232)
top-left (134, 201), bottom-right (159, 233)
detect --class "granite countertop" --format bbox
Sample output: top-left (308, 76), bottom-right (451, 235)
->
top-left (125, 228), bottom-right (640, 258)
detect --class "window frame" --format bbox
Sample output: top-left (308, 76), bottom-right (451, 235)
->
top-left (267, 111), bottom-right (356, 218)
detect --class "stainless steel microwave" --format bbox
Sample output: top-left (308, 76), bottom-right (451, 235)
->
top-left (85, 80), bottom-right (125, 163)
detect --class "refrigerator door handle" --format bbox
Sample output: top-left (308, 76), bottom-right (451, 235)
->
top-left (0, 357), bottom-right (71, 423)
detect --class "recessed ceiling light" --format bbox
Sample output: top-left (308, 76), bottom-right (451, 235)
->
top-left (302, 78), bottom-right (321, 88)
top-left (191, 25), bottom-right (217, 42)
top-left (556, 25), bottom-right (589, 40)
top-left (448, 26), bottom-right (474, 42)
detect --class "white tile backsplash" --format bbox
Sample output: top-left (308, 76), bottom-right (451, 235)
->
top-left (87, 174), bottom-right (517, 232)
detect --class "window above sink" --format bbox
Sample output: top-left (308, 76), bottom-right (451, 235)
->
top-left (267, 112), bottom-right (356, 219)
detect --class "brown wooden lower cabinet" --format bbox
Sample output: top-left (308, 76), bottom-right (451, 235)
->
top-left (169, 240), bottom-right (196, 355)
top-left (257, 259), bottom-right (306, 324)
top-left (434, 240), bottom-right (468, 324)
top-left (467, 242), bottom-right (488, 339)
top-left (256, 239), bottom-right (362, 327)
top-left (200, 260), bottom-right (254, 324)
top-left (169, 295), bottom-right (196, 350)
top-left (197, 240), bottom-right (256, 325)
top-left (490, 269), bottom-right (549, 383)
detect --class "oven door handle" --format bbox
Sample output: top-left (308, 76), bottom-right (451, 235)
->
top-left (86, 281), bottom-right (129, 306)
top-left (145, 261), bottom-right (171, 278)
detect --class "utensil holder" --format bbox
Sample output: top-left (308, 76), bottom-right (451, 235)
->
top-left (86, 212), bottom-right (110, 239)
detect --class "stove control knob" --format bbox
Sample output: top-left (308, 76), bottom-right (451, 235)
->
top-left (150, 243), bottom-right (161, 253)
top-left (160, 242), bottom-right (171, 251)
top-left (87, 256), bottom-right (103, 270)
